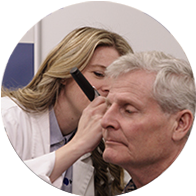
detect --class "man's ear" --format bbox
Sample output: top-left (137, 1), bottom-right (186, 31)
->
top-left (172, 110), bottom-right (193, 141)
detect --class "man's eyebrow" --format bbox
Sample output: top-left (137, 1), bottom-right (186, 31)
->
top-left (105, 96), bottom-right (132, 105)
top-left (106, 95), bottom-right (142, 109)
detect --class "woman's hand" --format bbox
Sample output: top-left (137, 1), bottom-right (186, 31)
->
top-left (71, 96), bottom-right (107, 154)
top-left (50, 96), bottom-right (107, 183)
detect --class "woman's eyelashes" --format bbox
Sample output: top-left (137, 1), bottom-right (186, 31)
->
top-left (93, 71), bottom-right (105, 78)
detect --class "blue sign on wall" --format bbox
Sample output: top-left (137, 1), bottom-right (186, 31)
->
top-left (2, 43), bottom-right (34, 89)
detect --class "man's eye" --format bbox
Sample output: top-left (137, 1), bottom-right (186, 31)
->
top-left (125, 109), bottom-right (132, 114)
top-left (124, 105), bottom-right (137, 115)
top-left (93, 71), bottom-right (104, 78)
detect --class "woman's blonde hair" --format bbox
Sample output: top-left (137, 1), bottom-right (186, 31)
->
top-left (180, 42), bottom-right (196, 75)
top-left (2, 26), bottom-right (133, 195)
top-left (2, 27), bottom-right (133, 113)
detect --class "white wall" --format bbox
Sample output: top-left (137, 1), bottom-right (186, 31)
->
top-left (173, 1), bottom-right (196, 46)
top-left (1, 1), bottom-right (196, 74)
top-left (119, 1), bottom-right (196, 46)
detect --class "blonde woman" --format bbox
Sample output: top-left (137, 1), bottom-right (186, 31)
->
top-left (1, 27), bottom-right (133, 196)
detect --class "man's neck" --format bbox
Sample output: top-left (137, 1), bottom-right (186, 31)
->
top-left (126, 146), bottom-right (185, 188)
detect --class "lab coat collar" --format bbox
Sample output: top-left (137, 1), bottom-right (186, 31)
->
top-left (80, 152), bottom-right (92, 160)
top-left (30, 110), bottom-right (50, 157)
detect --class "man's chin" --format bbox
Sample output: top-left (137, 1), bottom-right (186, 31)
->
top-left (103, 148), bottom-right (118, 164)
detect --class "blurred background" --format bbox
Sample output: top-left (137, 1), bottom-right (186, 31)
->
top-left (1, 1), bottom-right (196, 76)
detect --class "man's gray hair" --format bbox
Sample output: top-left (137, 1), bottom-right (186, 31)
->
top-left (106, 51), bottom-right (196, 119)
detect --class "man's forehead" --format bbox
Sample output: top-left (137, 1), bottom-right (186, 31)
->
top-left (110, 70), bottom-right (156, 91)
top-left (107, 70), bottom-right (156, 105)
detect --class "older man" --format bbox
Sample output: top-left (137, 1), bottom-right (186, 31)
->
top-left (101, 51), bottom-right (196, 193)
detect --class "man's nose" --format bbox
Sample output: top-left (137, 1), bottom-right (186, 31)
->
top-left (101, 104), bottom-right (120, 130)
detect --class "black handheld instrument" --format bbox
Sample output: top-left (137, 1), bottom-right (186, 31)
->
top-left (70, 67), bottom-right (100, 101)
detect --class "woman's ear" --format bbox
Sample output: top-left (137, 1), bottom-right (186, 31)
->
top-left (172, 110), bottom-right (193, 141)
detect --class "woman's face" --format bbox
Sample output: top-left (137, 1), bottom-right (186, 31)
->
top-left (64, 46), bottom-right (120, 115)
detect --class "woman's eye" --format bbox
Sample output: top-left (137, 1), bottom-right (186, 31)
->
top-left (93, 71), bottom-right (104, 78)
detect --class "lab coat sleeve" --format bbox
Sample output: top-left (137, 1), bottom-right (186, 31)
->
top-left (2, 104), bottom-right (32, 160)
top-left (24, 152), bottom-right (64, 188)
top-left (1, 98), bottom-right (63, 189)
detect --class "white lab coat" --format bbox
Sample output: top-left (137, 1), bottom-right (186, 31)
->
top-left (1, 96), bottom-right (130, 196)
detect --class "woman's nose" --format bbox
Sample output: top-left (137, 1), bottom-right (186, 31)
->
top-left (99, 78), bottom-right (111, 97)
